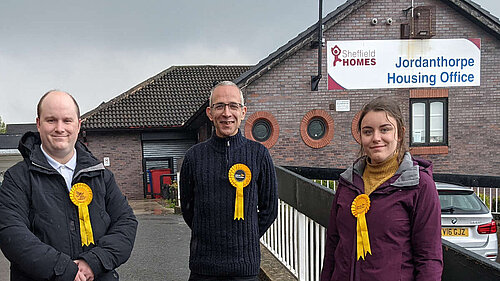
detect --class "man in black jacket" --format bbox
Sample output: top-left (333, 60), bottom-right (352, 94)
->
top-left (180, 81), bottom-right (278, 281)
top-left (0, 90), bottom-right (138, 281)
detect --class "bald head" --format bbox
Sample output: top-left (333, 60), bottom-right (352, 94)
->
top-left (37, 90), bottom-right (80, 119)
top-left (36, 90), bottom-right (82, 164)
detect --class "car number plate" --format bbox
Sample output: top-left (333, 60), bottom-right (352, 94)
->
top-left (441, 227), bottom-right (469, 237)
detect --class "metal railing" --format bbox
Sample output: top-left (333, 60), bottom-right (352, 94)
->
top-left (312, 179), bottom-right (338, 191)
top-left (261, 166), bottom-right (334, 281)
top-left (296, 165), bottom-right (500, 215)
top-left (264, 165), bottom-right (500, 281)
top-left (261, 199), bottom-right (326, 281)
top-left (312, 179), bottom-right (500, 214)
top-left (474, 187), bottom-right (499, 214)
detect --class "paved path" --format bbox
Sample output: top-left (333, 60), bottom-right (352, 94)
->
top-left (117, 213), bottom-right (191, 280)
top-left (0, 244), bottom-right (7, 281)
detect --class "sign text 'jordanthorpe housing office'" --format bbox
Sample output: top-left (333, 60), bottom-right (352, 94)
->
top-left (327, 39), bottom-right (481, 90)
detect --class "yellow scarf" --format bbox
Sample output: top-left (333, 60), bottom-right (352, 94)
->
top-left (362, 153), bottom-right (399, 196)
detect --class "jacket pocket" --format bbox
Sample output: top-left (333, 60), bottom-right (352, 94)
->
top-left (90, 209), bottom-right (111, 239)
top-left (99, 209), bottom-right (111, 226)
top-left (31, 211), bottom-right (69, 253)
top-left (360, 245), bottom-right (402, 280)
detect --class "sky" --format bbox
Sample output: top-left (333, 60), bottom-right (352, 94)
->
top-left (0, 0), bottom-right (499, 124)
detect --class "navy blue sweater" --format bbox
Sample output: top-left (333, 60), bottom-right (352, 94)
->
top-left (180, 131), bottom-right (278, 276)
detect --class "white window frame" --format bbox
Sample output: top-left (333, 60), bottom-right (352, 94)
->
top-left (410, 98), bottom-right (448, 146)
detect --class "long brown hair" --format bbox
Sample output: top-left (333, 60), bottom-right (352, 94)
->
top-left (357, 96), bottom-right (408, 163)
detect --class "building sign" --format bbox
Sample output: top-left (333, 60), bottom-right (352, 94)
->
top-left (335, 100), bottom-right (350, 111)
top-left (327, 39), bottom-right (481, 90)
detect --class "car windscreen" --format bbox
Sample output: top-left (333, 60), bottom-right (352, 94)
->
top-left (438, 190), bottom-right (489, 214)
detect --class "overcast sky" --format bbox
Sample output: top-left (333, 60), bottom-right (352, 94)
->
top-left (1, 0), bottom-right (498, 124)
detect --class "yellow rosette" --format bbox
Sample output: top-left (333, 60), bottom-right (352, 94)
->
top-left (351, 194), bottom-right (372, 260)
top-left (69, 183), bottom-right (94, 246)
top-left (228, 164), bottom-right (251, 220)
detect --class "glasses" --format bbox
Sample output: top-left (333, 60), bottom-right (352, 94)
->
top-left (211, 102), bottom-right (243, 112)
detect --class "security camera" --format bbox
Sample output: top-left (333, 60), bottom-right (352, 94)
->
top-left (386, 18), bottom-right (393, 25)
top-left (371, 18), bottom-right (378, 25)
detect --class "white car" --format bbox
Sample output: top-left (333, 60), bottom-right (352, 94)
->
top-left (437, 182), bottom-right (498, 261)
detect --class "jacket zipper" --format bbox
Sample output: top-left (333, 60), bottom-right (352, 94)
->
top-left (31, 161), bottom-right (54, 172)
top-left (226, 140), bottom-right (230, 171)
top-left (32, 161), bottom-right (68, 190)
top-left (73, 163), bottom-right (105, 180)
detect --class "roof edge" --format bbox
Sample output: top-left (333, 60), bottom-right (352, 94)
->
top-left (234, 0), bottom-right (368, 88)
top-left (444, 0), bottom-right (500, 39)
top-left (183, 100), bottom-right (209, 128)
top-left (81, 64), bottom-right (254, 124)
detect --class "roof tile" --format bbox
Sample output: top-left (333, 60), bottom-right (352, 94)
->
top-left (81, 65), bottom-right (251, 130)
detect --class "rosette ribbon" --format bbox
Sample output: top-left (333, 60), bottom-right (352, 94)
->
top-left (351, 194), bottom-right (371, 260)
top-left (228, 164), bottom-right (251, 220)
top-left (69, 183), bottom-right (95, 246)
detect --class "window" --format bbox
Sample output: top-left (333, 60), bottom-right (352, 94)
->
top-left (410, 98), bottom-right (447, 146)
top-left (438, 190), bottom-right (489, 214)
top-left (300, 109), bottom-right (334, 149)
top-left (307, 118), bottom-right (326, 140)
top-left (244, 111), bottom-right (279, 149)
top-left (252, 119), bottom-right (271, 142)
top-left (351, 110), bottom-right (362, 144)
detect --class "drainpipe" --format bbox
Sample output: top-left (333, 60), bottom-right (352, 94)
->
top-left (311, 0), bottom-right (323, 91)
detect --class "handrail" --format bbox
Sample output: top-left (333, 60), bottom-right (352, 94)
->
top-left (275, 165), bottom-right (333, 227)
top-left (442, 239), bottom-right (500, 281)
top-left (283, 165), bottom-right (500, 188)
top-left (263, 165), bottom-right (500, 281)
top-left (283, 165), bottom-right (500, 214)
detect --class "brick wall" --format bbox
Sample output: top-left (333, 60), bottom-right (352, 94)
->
top-left (242, 0), bottom-right (500, 175)
top-left (84, 131), bottom-right (144, 199)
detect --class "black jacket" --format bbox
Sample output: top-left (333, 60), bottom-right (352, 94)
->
top-left (0, 132), bottom-right (138, 281)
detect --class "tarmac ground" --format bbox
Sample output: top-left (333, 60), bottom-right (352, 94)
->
top-left (0, 199), bottom-right (293, 281)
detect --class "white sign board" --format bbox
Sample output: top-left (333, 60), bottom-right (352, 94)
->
top-left (336, 100), bottom-right (350, 111)
top-left (103, 157), bottom-right (110, 167)
top-left (327, 39), bottom-right (481, 90)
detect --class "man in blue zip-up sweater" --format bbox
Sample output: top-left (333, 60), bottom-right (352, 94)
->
top-left (180, 81), bottom-right (278, 281)
top-left (0, 90), bottom-right (137, 281)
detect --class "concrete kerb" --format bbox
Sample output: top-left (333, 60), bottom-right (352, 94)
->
top-left (127, 199), bottom-right (174, 216)
top-left (259, 244), bottom-right (298, 281)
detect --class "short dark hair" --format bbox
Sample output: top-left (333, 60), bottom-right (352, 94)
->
top-left (357, 96), bottom-right (408, 163)
top-left (37, 90), bottom-right (80, 119)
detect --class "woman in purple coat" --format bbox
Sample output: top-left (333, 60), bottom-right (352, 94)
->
top-left (320, 97), bottom-right (443, 281)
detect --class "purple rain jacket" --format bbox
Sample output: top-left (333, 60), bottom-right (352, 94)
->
top-left (320, 152), bottom-right (443, 281)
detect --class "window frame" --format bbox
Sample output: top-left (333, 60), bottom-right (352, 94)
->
top-left (307, 118), bottom-right (327, 140)
top-left (251, 119), bottom-right (272, 142)
top-left (300, 109), bottom-right (334, 149)
top-left (244, 111), bottom-right (279, 149)
top-left (410, 98), bottom-right (448, 147)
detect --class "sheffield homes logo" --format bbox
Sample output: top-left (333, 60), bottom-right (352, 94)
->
top-left (331, 45), bottom-right (342, 66)
top-left (331, 44), bottom-right (376, 67)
